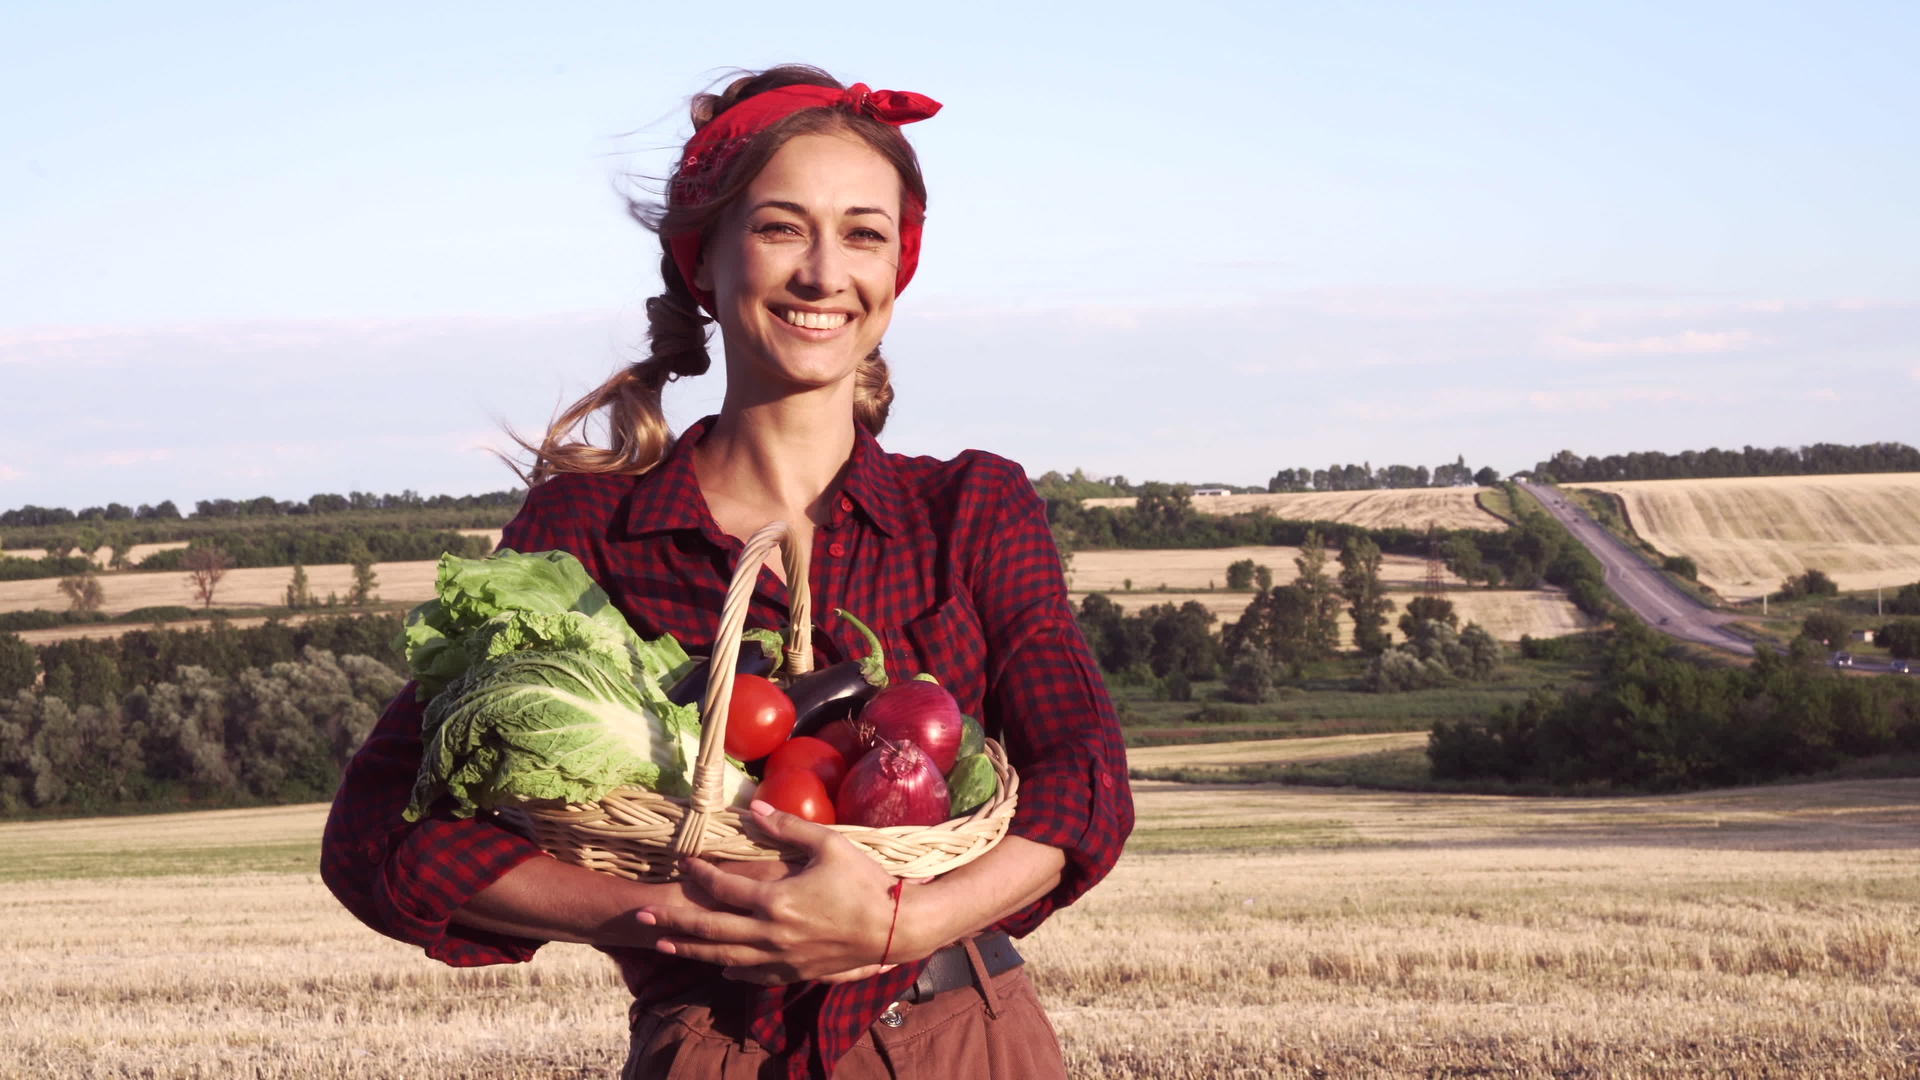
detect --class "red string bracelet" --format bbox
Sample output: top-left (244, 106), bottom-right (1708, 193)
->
top-left (880, 879), bottom-right (905, 966)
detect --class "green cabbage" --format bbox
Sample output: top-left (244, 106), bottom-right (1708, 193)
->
top-left (396, 549), bottom-right (749, 820)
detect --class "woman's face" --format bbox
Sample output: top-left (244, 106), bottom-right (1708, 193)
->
top-left (698, 131), bottom-right (904, 398)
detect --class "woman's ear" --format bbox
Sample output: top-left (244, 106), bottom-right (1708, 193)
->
top-left (693, 257), bottom-right (712, 295)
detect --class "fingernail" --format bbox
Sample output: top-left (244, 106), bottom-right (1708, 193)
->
top-left (750, 799), bottom-right (776, 816)
top-left (635, 911), bottom-right (657, 926)
top-left (656, 941), bottom-right (677, 955)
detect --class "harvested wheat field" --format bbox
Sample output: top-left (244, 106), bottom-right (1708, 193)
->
top-left (1576, 473), bottom-right (1920, 600)
top-left (1070, 546), bottom-right (1463, 593)
top-left (4, 778), bottom-right (1914, 1078)
top-left (1096, 586), bottom-right (1599, 641)
top-left (1125, 732), bottom-right (1426, 771)
top-left (0, 559), bottom-right (442, 617)
top-left (1, 540), bottom-right (191, 567)
top-left (1083, 488), bottom-right (1503, 531)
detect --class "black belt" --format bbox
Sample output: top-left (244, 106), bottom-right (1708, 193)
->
top-left (903, 930), bottom-right (1022, 1004)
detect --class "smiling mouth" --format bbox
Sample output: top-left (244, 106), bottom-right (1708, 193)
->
top-left (777, 308), bottom-right (851, 331)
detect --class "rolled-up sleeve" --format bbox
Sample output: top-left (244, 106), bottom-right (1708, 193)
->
top-left (964, 462), bottom-right (1133, 935)
top-left (320, 687), bottom-right (550, 966)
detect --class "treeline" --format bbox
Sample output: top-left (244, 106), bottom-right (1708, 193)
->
top-left (1531, 441), bottom-right (1920, 484)
top-left (1265, 456), bottom-right (1498, 492)
top-left (1, 498), bottom-right (522, 553)
top-left (0, 488), bottom-right (523, 528)
top-left (1430, 621), bottom-right (1920, 791)
top-left (1049, 483), bottom-right (1614, 620)
top-left (0, 615), bottom-right (407, 815)
top-left (0, 526), bottom-right (493, 581)
top-left (0, 648), bottom-right (401, 814)
top-left (136, 528), bottom-right (493, 572)
top-left (3, 614), bottom-right (405, 704)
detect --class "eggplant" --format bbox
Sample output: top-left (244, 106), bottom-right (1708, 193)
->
top-left (666, 642), bottom-right (777, 707)
top-left (786, 661), bottom-right (883, 738)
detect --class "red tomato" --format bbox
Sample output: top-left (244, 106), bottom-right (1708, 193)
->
top-left (724, 674), bottom-right (797, 761)
top-left (757, 768), bottom-right (836, 825)
top-left (765, 736), bottom-right (849, 796)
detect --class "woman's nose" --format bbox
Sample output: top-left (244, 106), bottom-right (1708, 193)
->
top-left (791, 238), bottom-right (850, 297)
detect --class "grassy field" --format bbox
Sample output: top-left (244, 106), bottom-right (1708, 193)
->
top-left (1081, 487), bottom-right (1503, 531)
top-left (3, 779), bottom-right (1915, 1078)
top-left (1574, 473), bottom-right (1920, 600)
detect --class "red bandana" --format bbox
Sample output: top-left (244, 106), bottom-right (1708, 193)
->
top-left (666, 82), bottom-right (941, 314)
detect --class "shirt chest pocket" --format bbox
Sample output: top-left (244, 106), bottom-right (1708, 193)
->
top-left (878, 596), bottom-right (988, 717)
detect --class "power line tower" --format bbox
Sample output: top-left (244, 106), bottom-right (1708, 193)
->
top-left (1423, 520), bottom-right (1447, 599)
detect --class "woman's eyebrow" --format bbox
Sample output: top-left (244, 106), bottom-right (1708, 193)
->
top-left (751, 199), bottom-right (894, 223)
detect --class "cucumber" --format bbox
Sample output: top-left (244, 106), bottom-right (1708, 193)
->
top-left (947, 752), bottom-right (997, 817)
top-left (957, 714), bottom-right (986, 760)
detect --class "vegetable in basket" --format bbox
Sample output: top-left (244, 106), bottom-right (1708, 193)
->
top-left (396, 549), bottom-right (754, 821)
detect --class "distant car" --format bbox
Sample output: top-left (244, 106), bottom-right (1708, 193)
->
top-left (1894, 659), bottom-right (1914, 675)
top-left (1658, 616), bottom-right (1670, 626)
top-left (1831, 652), bottom-right (1854, 667)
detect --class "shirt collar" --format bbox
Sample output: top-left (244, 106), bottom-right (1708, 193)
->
top-left (622, 415), bottom-right (908, 540)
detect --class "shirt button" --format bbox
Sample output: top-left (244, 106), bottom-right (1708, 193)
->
top-left (828, 542), bottom-right (846, 558)
top-left (839, 496), bottom-right (854, 512)
top-left (1099, 773), bottom-right (1114, 790)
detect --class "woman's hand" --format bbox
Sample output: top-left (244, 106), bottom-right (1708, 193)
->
top-left (638, 800), bottom-right (904, 985)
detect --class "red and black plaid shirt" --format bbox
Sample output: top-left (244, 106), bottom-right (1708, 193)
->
top-left (320, 416), bottom-right (1133, 1078)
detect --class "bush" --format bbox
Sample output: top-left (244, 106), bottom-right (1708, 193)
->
top-left (1878, 620), bottom-right (1920, 660)
top-left (1662, 555), bottom-right (1698, 580)
top-left (1161, 671), bottom-right (1192, 702)
top-left (1802, 612), bottom-right (1851, 648)
top-left (1224, 653), bottom-right (1277, 703)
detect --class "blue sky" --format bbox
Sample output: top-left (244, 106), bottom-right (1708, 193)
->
top-left (3, 1), bottom-right (1916, 510)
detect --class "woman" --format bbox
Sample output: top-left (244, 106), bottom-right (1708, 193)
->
top-left (321, 65), bottom-right (1132, 1079)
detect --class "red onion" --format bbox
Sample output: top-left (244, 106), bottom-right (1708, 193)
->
top-left (861, 679), bottom-right (965, 775)
top-left (836, 739), bottom-right (951, 827)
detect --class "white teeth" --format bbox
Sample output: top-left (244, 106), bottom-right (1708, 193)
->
top-left (780, 309), bottom-right (849, 330)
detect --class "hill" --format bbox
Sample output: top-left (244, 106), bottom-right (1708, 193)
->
top-left (1081, 488), bottom-right (1502, 531)
top-left (1574, 473), bottom-right (1920, 600)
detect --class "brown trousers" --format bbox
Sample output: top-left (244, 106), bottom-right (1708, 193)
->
top-left (620, 958), bottom-right (1067, 1079)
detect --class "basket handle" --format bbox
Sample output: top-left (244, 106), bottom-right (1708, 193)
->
top-left (673, 521), bottom-right (814, 858)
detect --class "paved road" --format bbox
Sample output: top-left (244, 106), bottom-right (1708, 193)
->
top-left (1516, 480), bottom-right (1756, 656)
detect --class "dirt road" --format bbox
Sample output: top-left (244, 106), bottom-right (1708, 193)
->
top-left (1516, 480), bottom-right (1753, 656)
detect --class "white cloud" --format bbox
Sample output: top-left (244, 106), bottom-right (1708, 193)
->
top-left (1807, 388), bottom-right (1841, 401)
top-left (1546, 329), bottom-right (1764, 356)
top-left (81, 448), bottom-right (174, 467)
top-left (0, 464), bottom-right (25, 482)
top-left (1526, 386), bottom-right (1696, 413)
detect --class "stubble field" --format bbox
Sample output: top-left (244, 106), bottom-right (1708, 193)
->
top-left (4, 777), bottom-right (1915, 1078)
top-left (1096, 585), bottom-right (1600, 641)
top-left (1081, 488), bottom-right (1503, 531)
top-left (1575, 473), bottom-right (1920, 600)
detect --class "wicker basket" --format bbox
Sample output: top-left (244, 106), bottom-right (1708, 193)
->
top-left (500, 520), bottom-right (1018, 881)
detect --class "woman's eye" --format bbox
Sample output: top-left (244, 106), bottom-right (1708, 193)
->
top-left (849, 227), bottom-right (888, 244)
top-left (752, 221), bottom-right (802, 237)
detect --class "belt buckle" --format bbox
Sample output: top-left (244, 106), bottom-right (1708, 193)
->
top-left (879, 1002), bottom-right (906, 1028)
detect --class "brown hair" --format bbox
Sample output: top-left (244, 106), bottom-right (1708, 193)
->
top-left (521, 65), bottom-right (927, 484)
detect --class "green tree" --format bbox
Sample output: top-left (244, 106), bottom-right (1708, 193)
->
top-left (1225, 559), bottom-right (1256, 590)
top-left (57, 571), bottom-right (105, 613)
top-left (0, 633), bottom-right (35, 694)
top-left (1399, 595), bottom-right (1457, 638)
top-left (348, 547), bottom-right (379, 607)
top-left (285, 563), bottom-right (314, 610)
top-left (1224, 652), bottom-right (1277, 703)
top-left (1877, 620), bottom-right (1920, 660)
top-left (1253, 564), bottom-right (1273, 591)
top-left (1293, 529), bottom-right (1342, 658)
top-left (1801, 612), bottom-right (1850, 648)
top-left (1338, 536), bottom-right (1394, 654)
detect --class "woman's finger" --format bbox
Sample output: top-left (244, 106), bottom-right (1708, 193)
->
top-left (637, 903), bottom-right (765, 948)
top-left (677, 856), bottom-right (771, 912)
top-left (747, 800), bottom-right (847, 857)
